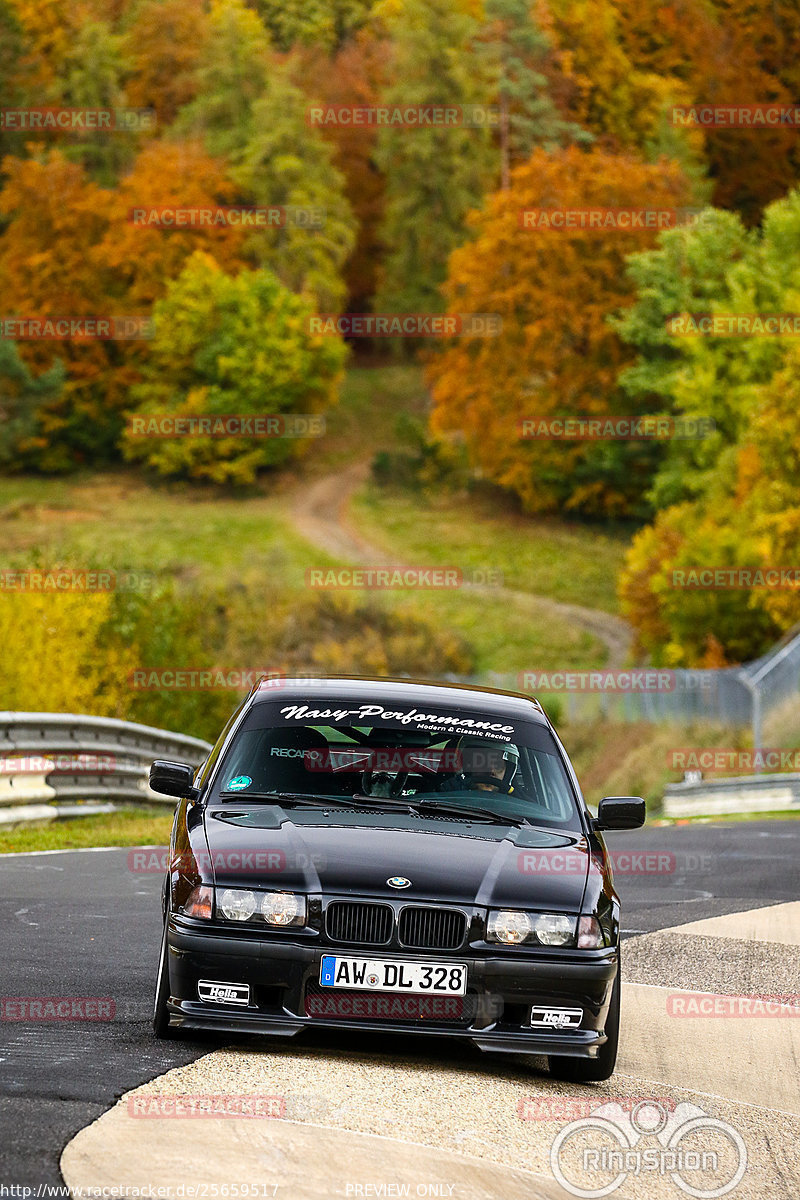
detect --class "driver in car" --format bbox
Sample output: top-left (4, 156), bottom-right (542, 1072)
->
top-left (438, 735), bottom-right (520, 794)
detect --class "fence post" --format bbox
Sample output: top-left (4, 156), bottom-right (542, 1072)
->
top-left (738, 672), bottom-right (763, 774)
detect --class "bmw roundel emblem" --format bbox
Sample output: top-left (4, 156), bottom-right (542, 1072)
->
top-left (387, 876), bottom-right (411, 889)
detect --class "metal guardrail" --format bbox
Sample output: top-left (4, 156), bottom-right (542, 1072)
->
top-left (0, 713), bottom-right (212, 810)
top-left (664, 773), bottom-right (800, 818)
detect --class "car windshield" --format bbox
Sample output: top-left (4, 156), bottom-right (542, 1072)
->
top-left (213, 697), bottom-right (581, 830)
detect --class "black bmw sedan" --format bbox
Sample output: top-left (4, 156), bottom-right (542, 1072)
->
top-left (150, 676), bottom-right (645, 1082)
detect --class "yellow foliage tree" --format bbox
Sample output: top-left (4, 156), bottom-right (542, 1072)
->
top-left (0, 589), bottom-right (138, 715)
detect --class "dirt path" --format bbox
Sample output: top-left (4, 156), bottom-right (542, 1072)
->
top-left (289, 463), bottom-right (633, 667)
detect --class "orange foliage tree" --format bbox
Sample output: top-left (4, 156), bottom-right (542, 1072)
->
top-left (0, 142), bottom-right (248, 467)
top-left (426, 146), bottom-right (690, 517)
top-left (121, 0), bottom-right (210, 125)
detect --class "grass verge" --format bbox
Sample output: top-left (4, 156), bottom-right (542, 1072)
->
top-left (0, 807), bottom-right (173, 854)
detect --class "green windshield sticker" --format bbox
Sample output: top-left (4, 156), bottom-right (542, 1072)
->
top-left (226, 775), bottom-right (252, 791)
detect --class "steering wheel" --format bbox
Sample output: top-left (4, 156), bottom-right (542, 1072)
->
top-left (361, 769), bottom-right (409, 798)
top-left (460, 772), bottom-right (509, 793)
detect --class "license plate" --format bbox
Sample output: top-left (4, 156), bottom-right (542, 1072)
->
top-left (320, 956), bottom-right (468, 995)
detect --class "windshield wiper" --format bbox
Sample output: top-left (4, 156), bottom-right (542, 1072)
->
top-left (412, 799), bottom-right (530, 826)
top-left (350, 792), bottom-right (417, 809)
top-left (219, 790), bottom-right (362, 808)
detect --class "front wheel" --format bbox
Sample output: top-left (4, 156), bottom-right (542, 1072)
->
top-left (547, 962), bottom-right (620, 1083)
top-left (153, 919), bottom-right (177, 1039)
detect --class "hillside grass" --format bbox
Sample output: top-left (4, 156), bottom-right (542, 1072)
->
top-left (0, 366), bottom-right (628, 675)
top-left (351, 485), bottom-right (628, 615)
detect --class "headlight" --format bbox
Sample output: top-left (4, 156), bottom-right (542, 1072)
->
top-left (261, 891), bottom-right (305, 927)
top-left (534, 913), bottom-right (574, 946)
top-left (487, 910), bottom-right (532, 944)
top-left (487, 910), bottom-right (577, 946)
top-left (219, 888), bottom-right (257, 921)
top-left (217, 888), bottom-right (307, 927)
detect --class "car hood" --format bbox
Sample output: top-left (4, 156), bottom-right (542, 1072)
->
top-left (202, 805), bottom-right (590, 911)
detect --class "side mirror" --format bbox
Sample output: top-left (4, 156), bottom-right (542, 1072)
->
top-left (149, 760), bottom-right (200, 802)
top-left (595, 796), bottom-right (646, 831)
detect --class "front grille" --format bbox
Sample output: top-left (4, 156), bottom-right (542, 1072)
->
top-left (398, 906), bottom-right (466, 950)
top-left (326, 901), bottom-right (394, 945)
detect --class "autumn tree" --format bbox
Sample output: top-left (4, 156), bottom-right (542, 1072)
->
top-left (97, 139), bottom-right (249, 307)
top-left (123, 252), bottom-right (347, 484)
top-left (427, 146), bottom-right (691, 517)
top-left (121, 0), bottom-right (210, 126)
top-left (0, 152), bottom-right (124, 468)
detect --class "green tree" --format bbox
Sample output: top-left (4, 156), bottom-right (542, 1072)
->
top-left (0, 0), bottom-right (29, 171)
top-left (618, 188), bottom-right (800, 663)
top-left (0, 342), bottom-right (65, 468)
top-left (57, 20), bottom-right (134, 184)
top-left (614, 201), bottom-right (799, 511)
top-left (175, 0), bottom-right (356, 309)
top-left (479, 0), bottom-right (589, 189)
top-left (251, 0), bottom-right (376, 52)
top-left (373, 0), bottom-right (495, 315)
top-left (123, 252), bottom-right (348, 485)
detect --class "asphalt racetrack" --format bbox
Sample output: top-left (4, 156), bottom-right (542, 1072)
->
top-left (1, 819), bottom-right (798, 1187)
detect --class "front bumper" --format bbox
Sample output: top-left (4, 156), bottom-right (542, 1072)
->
top-left (165, 918), bottom-right (618, 1059)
